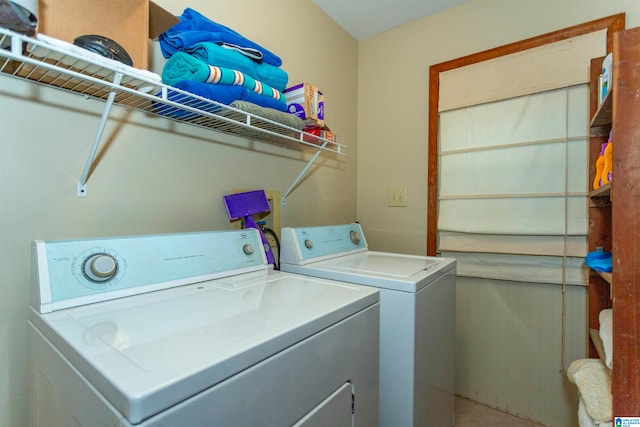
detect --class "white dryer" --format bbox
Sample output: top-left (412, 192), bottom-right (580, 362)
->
top-left (28, 229), bottom-right (379, 427)
top-left (280, 223), bottom-right (456, 427)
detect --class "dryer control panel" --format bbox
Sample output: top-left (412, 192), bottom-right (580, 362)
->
top-left (280, 223), bottom-right (367, 264)
top-left (32, 229), bottom-right (268, 313)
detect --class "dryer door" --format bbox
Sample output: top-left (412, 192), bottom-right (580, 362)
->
top-left (293, 382), bottom-right (353, 427)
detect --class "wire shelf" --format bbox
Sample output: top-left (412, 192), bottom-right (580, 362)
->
top-left (0, 27), bottom-right (344, 201)
top-left (0, 27), bottom-right (344, 153)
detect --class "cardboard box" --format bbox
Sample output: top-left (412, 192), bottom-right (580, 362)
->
top-left (38, 0), bottom-right (178, 69)
top-left (321, 129), bottom-right (336, 142)
top-left (283, 82), bottom-right (324, 127)
top-left (303, 125), bottom-right (337, 145)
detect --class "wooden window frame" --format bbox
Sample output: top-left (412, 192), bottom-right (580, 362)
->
top-left (426, 14), bottom-right (625, 256)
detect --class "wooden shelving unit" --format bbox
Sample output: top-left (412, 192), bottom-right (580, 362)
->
top-left (587, 27), bottom-right (640, 417)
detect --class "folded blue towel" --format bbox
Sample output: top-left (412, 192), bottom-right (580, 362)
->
top-left (585, 250), bottom-right (612, 272)
top-left (162, 52), bottom-right (284, 103)
top-left (159, 8), bottom-right (282, 68)
top-left (162, 51), bottom-right (211, 86)
top-left (153, 82), bottom-right (288, 121)
top-left (153, 89), bottom-right (219, 120)
top-left (186, 42), bottom-right (288, 92)
top-left (172, 80), bottom-right (287, 112)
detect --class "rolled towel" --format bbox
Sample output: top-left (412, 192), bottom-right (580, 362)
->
top-left (162, 51), bottom-right (211, 85)
top-left (186, 42), bottom-right (288, 91)
top-left (578, 398), bottom-right (612, 427)
top-left (229, 100), bottom-right (305, 131)
top-left (567, 359), bottom-right (612, 424)
top-left (578, 398), bottom-right (598, 427)
top-left (598, 309), bottom-right (613, 369)
top-left (162, 52), bottom-right (283, 102)
top-left (159, 8), bottom-right (282, 67)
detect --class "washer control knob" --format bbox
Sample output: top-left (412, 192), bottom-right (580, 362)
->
top-left (350, 231), bottom-right (361, 245)
top-left (304, 239), bottom-right (313, 249)
top-left (243, 244), bottom-right (255, 255)
top-left (84, 254), bottom-right (117, 282)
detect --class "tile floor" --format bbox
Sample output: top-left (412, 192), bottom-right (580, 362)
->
top-left (455, 396), bottom-right (548, 427)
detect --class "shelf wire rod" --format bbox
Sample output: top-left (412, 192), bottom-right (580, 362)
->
top-left (77, 72), bottom-right (124, 197)
top-left (282, 140), bottom-right (330, 205)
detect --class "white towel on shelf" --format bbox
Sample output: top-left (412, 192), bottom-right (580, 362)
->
top-left (599, 309), bottom-right (613, 369)
top-left (578, 398), bottom-right (612, 427)
top-left (567, 358), bottom-right (612, 424)
top-left (578, 398), bottom-right (598, 427)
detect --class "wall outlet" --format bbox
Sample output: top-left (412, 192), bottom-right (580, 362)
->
top-left (387, 186), bottom-right (408, 207)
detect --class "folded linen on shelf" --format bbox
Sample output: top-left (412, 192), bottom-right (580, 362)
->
top-left (229, 100), bottom-right (305, 131)
top-left (152, 86), bottom-right (288, 124)
top-left (578, 398), bottom-right (611, 427)
top-left (567, 358), bottom-right (611, 425)
top-left (171, 80), bottom-right (287, 112)
top-left (598, 309), bottom-right (613, 369)
top-left (186, 42), bottom-right (288, 91)
top-left (162, 52), bottom-right (283, 102)
top-left (152, 88), bottom-right (220, 120)
top-left (159, 8), bottom-right (282, 67)
top-left (585, 250), bottom-right (612, 272)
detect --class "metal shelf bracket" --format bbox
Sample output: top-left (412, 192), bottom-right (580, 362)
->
top-left (281, 140), bottom-right (329, 205)
top-left (77, 72), bottom-right (123, 197)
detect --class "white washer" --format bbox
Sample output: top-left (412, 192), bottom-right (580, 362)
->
top-left (280, 223), bottom-right (456, 427)
top-left (28, 229), bottom-right (380, 427)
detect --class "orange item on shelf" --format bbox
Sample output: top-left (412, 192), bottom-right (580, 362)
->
top-left (593, 143), bottom-right (607, 190)
top-left (601, 133), bottom-right (613, 186)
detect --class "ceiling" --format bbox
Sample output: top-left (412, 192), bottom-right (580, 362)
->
top-left (312, 0), bottom-right (467, 41)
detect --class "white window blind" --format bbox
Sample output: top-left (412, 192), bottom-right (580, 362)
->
top-left (438, 30), bottom-right (605, 111)
top-left (437, 86), bottom-right (589, 286)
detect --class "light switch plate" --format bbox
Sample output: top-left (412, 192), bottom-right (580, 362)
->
top-left (387, 186), bottom-right (408, 207)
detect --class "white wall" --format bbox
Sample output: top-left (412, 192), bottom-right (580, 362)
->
top-left (357, 1), bottom-right (639, 425)
top-left (456, 279), bottom-right (587, 426)
top-left (357, 0), bottom-right (640, 254)
top-left (0, 1), bottom-right (357, 425)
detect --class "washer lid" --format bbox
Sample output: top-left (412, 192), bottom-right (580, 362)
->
top-left (29, 271), bottom-right (378, 424)
top-left (282, 251), bottom-right (456, 293)
top-left (330, 252), bottom-right (438, 276)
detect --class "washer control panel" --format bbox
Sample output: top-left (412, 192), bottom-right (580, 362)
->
top-left (280, 223), bottom-right (367, 264)
top-left (32, 229), bottom-right (267, 313)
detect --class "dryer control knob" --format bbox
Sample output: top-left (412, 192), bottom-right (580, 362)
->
top-left (304, 239), bottom-right (313, 249)
top-left (243, 244), bottom-right (255, 255)
top-left (84, 254), bottom-right (117, 282)
top-left (350, 231), bottom-right (361, 245)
